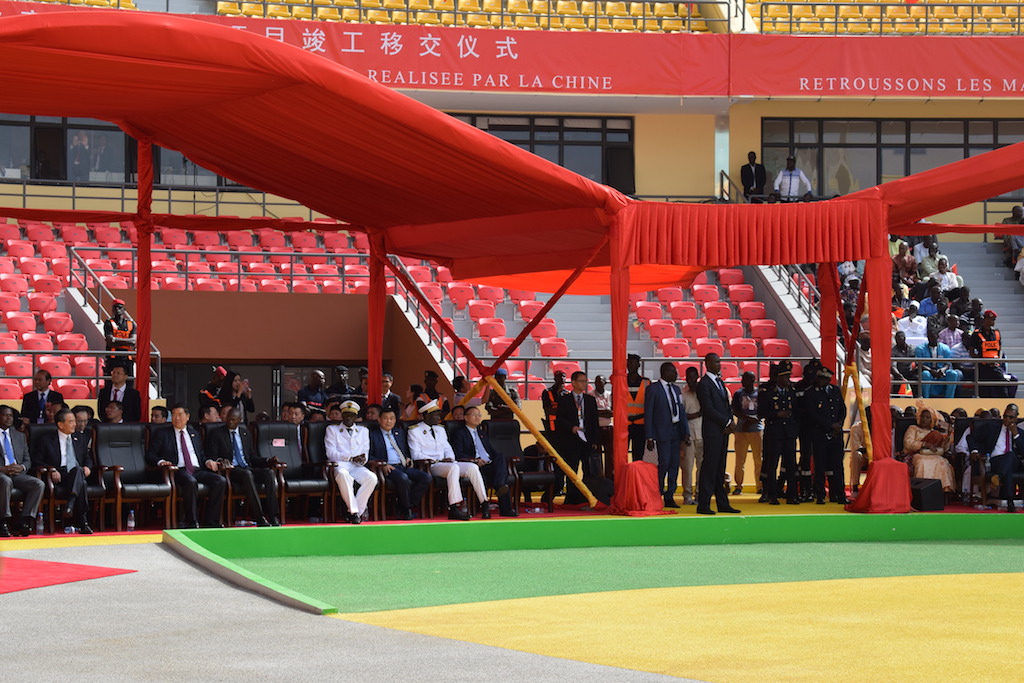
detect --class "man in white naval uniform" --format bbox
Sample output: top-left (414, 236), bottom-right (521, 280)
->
top-left (324, 401), bottom-right (377, 524)
top-left (407, 399), bottom-right (481, 520)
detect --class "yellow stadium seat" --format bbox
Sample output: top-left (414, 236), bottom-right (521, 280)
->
top-left (894, 16), bottom-right (918, 32)
top-left (942, 17), bottom-right (967, 32)
top-left (416, 10), bottom-right (441, 21)
top-left (909, 5), bottom-right (926, 20)
top-left (240, 3), bottom-right (264, 16)
top-left (689, 18), bottom-right (708, 30)
top-left (292, 4), bottom-right (313, 17)
top-left (364, 8), bottom-right (391, 21)
top-left (383, 0), bottom-right (405, 8)
top-left (458, 0), bottom-right (481, 11)
top-left (333, 0), bottom-right (357, 6)
top-left (392, 9), bottom-right (409, 21)
top-left (311, 0), bottom-right (331, 5)
top-left (653, 1), bottom-right (676, 16)
top-left (765, 4), bottom-right (789, 18)
top-left (860, 4), bottom-right (880, 20)
top-left (955, 5), bottom-right (972, 19)
top-left (990, 16), bottom-right (1016, 32)
top-left (816, 5), bottom-right (837, 20)
top-left (409, 0), bottom-right (431, 9)
top-left (466, 12), bottom-right (493, 24)
top-left (117, 0), bottom-right (138, 8)
top-left (556, 0), bottom-right (579, 12)
top-left (316, 5), bottom-right (342, 18)
top-left (613, 16), bottom-right (638, 28)
top-left (563, 14), bottom-right (589, 27)
top-left (838, 5), bottom-right (859, 19)
top-left (85, 0), bottom-right (111, 7)
top-left (516, 13), bottom-right (541, 26)
top-left (885, 5), bottom-right (908, 19)
top-left (981, 6), bottom-right (1004, 19)
top-left (845, 17), bottom-right (871, 32)
top-left (639, 17), bottom-right (661, 29)
top-left (507, 0), bottom-right (530, 11)
top-left (791, 4), bottom-right (814, 19)
top-left (267, 4), bottom-right (292, 18)
top-left (798, 17), bottom-right (822, 31)
top-left (661, 16), bottom-right (683, 30)
top-left (605, 1), bottom-right (629, 16)
top-left (929, 5), bottom-right (954, 19)
top-left (217, 1), bottom-right (242, 14)
top-left (341, 7), bottom-right (361, 19)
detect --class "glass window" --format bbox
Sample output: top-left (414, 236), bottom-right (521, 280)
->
top-left (909, 120), bottom-right (963, 144)
top-left (563, 131), bottom-right (602, 141)
top-left (87, 131), bottom-right (126, 183)
top-left (968, 121), bottom-right (994, 144)
top-left (563, 145), bottom-right (602, 181)
top-left (823, 147), bottom-right (876, 196)
top-left (33, 127), bottom-right (65, 181)
top-left (909, 147), bottom-right (963, 175)
top-left (880, 147), bottom-right (906, 183)
top-left (822, 120), bottom-right (876, 144)
top-left (533, 144), bottom-right (560, 165)
top-left (607, 132), bottom-right (630, 142)
top-left (792, 148), bottom-right (819, 194)
top-left (793, 121), bottom-right (818, 143)
top-left (157, 148), bottom-right (217, 187)
top-left (880, 121), bottom-right (907, 144)
top-left (491, 129), bottom-right (530, 141)
top-left (67, 129), bottom-right (93, 183)
top-left (535, 131), bottom-right (559, 141)
top-left (0, 124), bottom-right (30, 180)
top-left (0, 113), bottom-right (30, 123)
top-left (997, 121), bottom-right (1024, 144)
top-left (762, 120), bottom-right (790, 144)
top-left (564, 118), bottom-right (601, 129)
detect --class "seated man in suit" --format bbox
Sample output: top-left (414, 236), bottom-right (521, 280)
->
top-left (324, 400), bottom-right (378, 524)
top-left (0, 405), bottom-right (44, 536)
top-left (145, 404), bottom-right (226, 528)
top-left (368, 408), bottom-right (431, 520)
top-left (104, 400), bottom-right (126, 425)
top-left (206, 408), bottom-right (280, 526)
top-left (21, 370), bottom-right (64, 426)
top-left (969, 403), bottom-right (1024, 512)
top-left (407, 400), bottom-right (476, 520)
top-left (31, 407), bottom-right (93, 534)
top-left (450, 406), bottom-right (517, 517)
top-left (98, 366), bottom-right (142, 422)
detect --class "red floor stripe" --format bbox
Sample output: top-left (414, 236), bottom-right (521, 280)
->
top-left (0, 557), bottom-right (135, 594)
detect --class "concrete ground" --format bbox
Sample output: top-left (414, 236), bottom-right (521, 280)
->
top-left (3, 542), bottom-right (698, 682)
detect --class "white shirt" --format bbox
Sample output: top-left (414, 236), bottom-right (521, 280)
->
top-left (774, 168), bottom-right (812, 198)
top-left (408, 422), bottom-right (455, 461)
top-left (325, 424), bottom-right (370, 463)
top-left (934, 270), bottom-right (958, 291)
top-left (990, 425), bottom-right (1017, 458)
top-left (110, 383), bottom-right (127, 402)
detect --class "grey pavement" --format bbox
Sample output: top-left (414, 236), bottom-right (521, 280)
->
top-left (2, 543), bottom-right (700, 682)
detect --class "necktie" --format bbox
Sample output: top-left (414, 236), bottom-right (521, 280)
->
top-left (38, 393), bottom-right (45, 422)
top-left (2, 431), bottom-right (13, 466)
top-left (64, 436), bottom-right (77, 471)
top-left (717, 376), bottom-right (727, 398)
top-left (179, 430), bottom-right (194, 473)
top-left (665, 383), bottom-right (677, 420)
top-left (1005, 428), bottom-right (1011, 454)
top-left (386, 431), bottom-right (403, 464)
top-left (347, 427), bottom-right (353, 434)
top-left (232, 431), bottom-right (247, 467)
top-left (429, 427), bottom-right (436, 440)
top-left (576, 393), bottom-right (584, 425)
top-left (472, 428), bottom-right (488, 462)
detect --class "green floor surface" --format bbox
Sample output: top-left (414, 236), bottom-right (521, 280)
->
top-left (233, 538), bottom-right (1024, 613)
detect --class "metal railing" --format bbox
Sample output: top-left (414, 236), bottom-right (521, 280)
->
top-left (718, 170), bottom-right (743, 204)
top-left (770, 264), bottom-right (820, 328)
top-left (890, 356), bottom-right (1024, 398)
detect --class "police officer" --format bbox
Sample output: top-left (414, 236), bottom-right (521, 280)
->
top-left (803, 367), bottom-right (849, 504)
top-left (758, 361), bottom-right (800, 505)
top-left (792, 358), bottom-right (822, 502)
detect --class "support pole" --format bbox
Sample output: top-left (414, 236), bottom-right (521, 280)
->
top-left (609, 215), bottom-right (631, 477)
top-left (484, 375), bottom-right (597, 508)
top-left (134, 140), bottom-right (154, 418)
top-left (367, 229), bottom-right (385, 405)
top-left (818, 262), bottom-right (839, 377)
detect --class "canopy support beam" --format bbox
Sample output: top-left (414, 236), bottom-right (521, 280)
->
top-left (134, 139), bottom-right (154, 418)
top-left (367, 227), bottom-right (386, 406)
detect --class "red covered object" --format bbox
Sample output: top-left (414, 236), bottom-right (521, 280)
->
top-left (610, 461), bottom-right (677, 517)
top-left (845, 456), bottom-right (912, 514)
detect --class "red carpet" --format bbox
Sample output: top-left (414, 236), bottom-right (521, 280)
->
top-left (0, 557), bottom-right (136, 594)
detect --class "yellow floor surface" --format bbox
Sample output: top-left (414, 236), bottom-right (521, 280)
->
top-left (0, 533), bottom-right (160, 552)
top-left (338, 573), bottom-right (1024, 682)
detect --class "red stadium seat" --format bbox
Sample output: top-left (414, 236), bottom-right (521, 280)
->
top-left (490, 336), bottom-right (520, 357)
top-left (0, 257), bottom-right (14, 275)
top-left (93, 226), bottom-right (123, 244)
top-left (539, 339), bottom-right (568, 357)
top-left (191, 231), bottom-right (221, 247)
top-left (656, 286), bottom-right (684, 305)
top-left (646, 319), bottom-right (676, 344)
top-left (691, 271), bottom-right (709, 286)
top-left (506, 289), bottom-right (533, 304)
top-left (292, 282), bottom-right (320, 294)
top-left (476, 285), bottom-right (505, 304)
top-left (407, 266), bottom-right (433, 283)
top-left (4, 312), bottom-right (36, 334)
top-left (434, 266), bottom-right (453, 284)
top-left (322, 281), bottom-right (346, 294)
top-left (717, 268), bottom-right (745, 286)
top-left (5, 240), bottom-right (35, 258)
top-left (101, 276), bottom-right (129, 289)
top-left (762, 338), bottom-right (792, 358)
top-left (673, 361), bottom-right (702, 378)
top-left (505, 360), bottom-right (530, 377)
top-left (57, 333), bottom-right (88, 351)
top-left (56, 379), bottom-right (91, 399)
top-left (42, 312), bottom-right (73, 335)
top-left (691, 284), bottom-right (719, 304)
top-left (720, 362), bottom-right (740, 381)
top-left (17, 257), bottom-right (48, 276)
top-left (727, 284), bottom-right (756, 304)
top-left (351, 233), bottom-right (370, 252)
top-left (245, 262), bottom-right (276, 275)
top-left (680, 319), bottom-right (709, 342)
top-left (549, 360), bottom-right (580, 376)
top-left (161, 277), bottom-right (187, 291)
top-left (446, 283), bottom-right (475, 311)
top-left (38, 355), bottom-right (72, 377)
top-left (727, 338), bottom-right (758, 358)
top-left (226, 231), bottom-right (254, 248)
top-left (345, 279), bottom-right (369, 295)
top-left (25, 224), bottom-right (54, 242)
top-left (226, 278), bottom-right (258, 293)
top-left (22, 334), bottom-right (54, 351)
top-left (0, 294), bottom-right (19, 314)
top-left (31, 275), bottom-right (63, 294)
top-left (629, 292), bottom-right (648, 312)
top-left (714, 318), bottom-right (744, 340)
top-left (258, 280), bottom-right (289, 293)
top-left (695, 337), bottom-right (724, 357)
top-left (525, 382), bottom-right (546, 400)
top-left (476, 318), bottom-right (507, 341)
top-left (0, 380), bottom-right (22, 399)
top-left (0, 224), bottom-right (20, 242)
top-left (748, 319), bottom-right (778, 344)
top-left (289, 232), bottom-right (318, 249)
top-left (467, 299), bottom-right (496, 321)
top-left (4, 356), bottom-right (33, 377)
top-left (634, 302), bottom-right (663, 323)
top-left (195, 278), bottom-right (225, 292)
top-left (258, 230), bottom-right (287, 249)
top-left (265, 246), bottom-right (294, 265)
top-left (790, 361), bottom-right (804, 381)
top-left (702, 301), bottom-right (731, 322)
top-left (0, 335), bottom-right (17, 353)
top-left (518, 300), bottom-right (545, 322)
top-left (528, 318), bottom-right (558, 341)
top-left (321, 232), bottom-right (349, 250)
top-left (344, 264), bottom-right (370, 278)
top-left (59, 224), bottom-right (88, 241)
top-left (658, 337), bottom-right (691, 358)
top-left (419, 282), bottom-right (444, 306)
top-left (37, 242), bottom-right (65, 260)
top-left (738, 301), bottom-right (766, 322)
top-left (0, 274), bottom-right (29, 296)
top-left (668, 301), bottom-right (698, 322)
top-left (73, 356), bottom-right (100, 378)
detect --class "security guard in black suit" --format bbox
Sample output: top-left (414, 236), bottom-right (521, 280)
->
top-left (803, 367), bottom-right (849, 504)
top-left (792, 358), bottom-right (822, 502)
top-left (758, 361), bottom-right (800, 505)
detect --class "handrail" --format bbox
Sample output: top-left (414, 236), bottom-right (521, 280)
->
top-left (718, 170), bottom-right (743, 204)
top-left (889, 355), bottom-right (1024, 398)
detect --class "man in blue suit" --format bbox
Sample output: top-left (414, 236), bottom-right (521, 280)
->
top-left (644, 362), bottom-right (690, 507)
top-left (368, 408), bottom-right (431, 520)
top-left (914, 327), bottom-right (962, 398)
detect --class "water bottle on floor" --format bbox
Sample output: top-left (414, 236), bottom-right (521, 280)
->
top-left (127, 509), bottom-right (136, 532)
top-left (35, 512), bottom-right (44, 535)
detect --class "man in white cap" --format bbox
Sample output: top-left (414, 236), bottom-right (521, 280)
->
top-left (325, 400), bottom-right (377, 524)
top-left (407, 399), bottom-right (479, 520)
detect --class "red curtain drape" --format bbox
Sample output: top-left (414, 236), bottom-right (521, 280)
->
top-left (610, 214), bottom-right (631, 479)
top-left (135, 140), bottom-right (153, 417)
top-left (367, 229), bottom-right (385, 406)
top-left (818, 262), bottom-right (839, 377)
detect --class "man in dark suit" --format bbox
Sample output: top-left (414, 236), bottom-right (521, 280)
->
top-left (20, 370), bottom-right (64, 426)
top-left (740, 151), bottom-right (767, 201)
top-left (0, 405), bottom-right (44, 536)
top-left (206, 408), bottom-right (280, 526)
top-left (555, 371), bottom-right (600, 505)
top-left (968, 403), bottom-right (1024, 512)
top-left (145, 404), bottom-right (225, 528)
top-left (695, 354), bottom-right (741, 515)
top-left (98, 366), bottom-right (142, 423)
top-left (644, 362), bottom-right (690, 508)
top-left (368, 408), bottom-right (432, 520)
top-left (30, 407), bottom-right (93, 533)
top-left (451, 406), bottom-right (516, 517)
top-left (380, 373), bottom-right (403, 417)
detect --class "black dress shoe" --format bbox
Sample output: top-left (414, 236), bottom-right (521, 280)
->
top-left (182, 521), bottom-right (200, 529)
top-left (816, 498), bottom-right (826, 505)
top-left (480, 502), bottom-right (492, 519)
top-left (500, 508), bottom-right (519, 517)
top-left (270, 517), bottom-right (282, 527)
top-left (256, 517), bottom-right (271, 527)
top-left (0, 522), bottom-right (10, 537)
top-left (768, 499), bottom-right (781, 506)
top-left (695, 507), bottom-right (716, 515)
top-left (720, 507), bottom-right (742, 514)
top-left (664, 498), bottom-right (680, 508)
top-left (400, 509), bottom-right (414, 520)
top-left (448, 505), bottom-right (469, 521)
top-left (758, 494), bottom-right (768, 503)
top-left (349, 512), bottom-right (362, 524)
top-left (14, 519), bottom-right (33, 537)
top-left (786, 499), bottom-right (800, 505)
top-left (78, 524), bottom-right (94, 535)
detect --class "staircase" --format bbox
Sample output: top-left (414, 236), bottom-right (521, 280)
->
top-left (938, 240), bottom-right (1024, 376)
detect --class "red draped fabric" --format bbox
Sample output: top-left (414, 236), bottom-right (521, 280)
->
top-left (609, 462), bottom-right (675, 516)
top-left (846, 453), bottom-right (911, 513)
top-left (134, 140), bottom-right (154, 419)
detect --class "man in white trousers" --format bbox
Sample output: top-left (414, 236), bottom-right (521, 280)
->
top-left (324, 401), bottom-right (377, 524)
top-left (408, 399), bottom-right (484, 520)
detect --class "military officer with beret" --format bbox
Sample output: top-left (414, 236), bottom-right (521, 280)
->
top-left (803, 367), bottom-right (849, 504)
top-left (758, 361), bottom-right (800, 505)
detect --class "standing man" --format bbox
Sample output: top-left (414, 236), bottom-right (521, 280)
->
top-left (556, 371), bottom-right (601, 505)
top-left (695, 354), bottom-right (741, 515)
top-left (32, 407), bottom-right (94, 534)
top-left (324, 401), bottom-right (378, 524)
top-left (98, 365), bottom-right (142, 423)
top-left (407, 400), bottom-right (474, 520)
top-left (792, 358), bottom-right (821, 502)
top-left (146, 404), bottom-right (226, 528)
top-left (644, 362), bottom-right (690, 508)
top-left (731, 371), bottom-right (763, 497)
top-left (969, 403), bottom-right (1024, 512)
top-left (297, 370), bottom-right (329, 414)
top-left (758, 361), bottom-right (800, 505)
top-left (326, 365), bottom-right (355, 400)
top-left (379, 373), bottom-right (402, 416)
top-left (773, 155), bottom-right (813, 201)
top-left (803, 368), bottom-right (848, 504)
top-left (206, 408), bottom-right (281, 526)
top-left (589, 375), bottom-right (613, 477)
top-left (484, 368), bottom-right (521, 420)
top-left (0, 405), bottom-right (43, 536)
top-left (625, 354), bottom-right (651, 461)
top-left (541, 370), bottom-right (567, 442)
top-left (968, 309), bottom-right (1014, 398)
top-left (420, 370), bottom-right (451, 417)
top-left (103, 298), bottom-right (136, 377)
top-left (680, 366), bottom-right (703, 505)
top-left (198, 366), bottom-right (227, 415)
top-left (740, 150), bottom-right (766, 201)
top-left (451, 406), bottom-right (517, 517)
top-left (368, 408), bottom-right (432, 520)
top-left (21, 370), bottom-right (64, 426)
